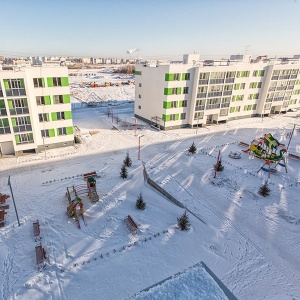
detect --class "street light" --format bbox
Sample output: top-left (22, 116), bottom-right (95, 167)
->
top-left (138, 134), bottom-right (144, 160)
top-left (132, 116), bottom-right (137, 136)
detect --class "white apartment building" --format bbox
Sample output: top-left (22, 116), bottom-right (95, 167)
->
top-left (0, 66), bottom-right (74, 155)
top-left (134, 54), bottom-right (300, 130)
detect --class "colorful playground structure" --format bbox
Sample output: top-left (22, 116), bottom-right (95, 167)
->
top-left (66, 172), bottom-right (99, 228)
top-left (242, 133), bottom-right (287, 176)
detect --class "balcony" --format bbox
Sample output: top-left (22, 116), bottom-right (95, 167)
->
top-left (209, 78), bottom-right (224, 84)
top-left (273, 97), bottom-right (284, 102)
top-left (13, 125), bottom-right (32, 133)
top-left (0, 127), bottom-right (11, 135)
top-left (9, 107), bottom-right (29, 115)
top-left (286, 86), bottom-right (294, 90)
top-left (195, 105), bottom-right (205, 111)
top-left (271, 76), bottom-right (279, 80)
top-left (279, 75), bottom-right (290, 80)
top-left (199, 79), bottom-right (209, 85)
top-left (277, 86), bottom-right (287, 91)
top-left (197, 93), bottom-right (207, 98)
top-left (290, 74), bottom-right (298, 79)
top-left (268, 87), bottom-right (276, 91)
top-left (223, 90), bottom-right (232, 96)
top-left (5, 89), bottom-right (26, 97)
top-left (266, 98), bottom-right (273, 102)
top-left (207, 91), bottom-right (222, 97)
top-left (206, 104), bottom-right (221, 110)
top-left (221, 103), bottom-right (230, 108)
top-left (225, 78), bottom-right (234, 83)
top-left (0, 108), bottom-right (7, 116)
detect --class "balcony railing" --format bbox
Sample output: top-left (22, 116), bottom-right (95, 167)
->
top-left (197, 93), bottom-right (207, 98)
top-left (0, 127), bottom-right (11, 135)
top-left (223, 90), bottom-right (232, 96)
top-left (16, 139), bottom-right (34, 145)
top-left (0, 108), bottom-right (7, 116)
top-left (195, 105), bottom-right (205, 111)
top-left (266, 98), bottom-right (273, 102)
top-left (284, 96), bottom-right (291, 100)
top-left (277, 86), bottom-right (287, 91)
top-left (271, 76), bottom-right (279, 80)
top-left (9, 107), bottom-right (29, 115)
top-left (273, 97), bottom-right (284, 102)
top-left (5, 89), bottom-right (26, 97)
top-left (286, 86), bottom-right (294, 90)
top-left (13, 125), bottom-right (32, 133)
top-left (199, 79), bottom-right (209, 85)
top-left (207, 91), bottom-right (222, 97)
top-left (279, 75), bottom-right (290, 80)
top-left (290, 74), bottom-right (297, 79)
top-left (268, 87), bottom-right (276, 91)
top-left (209, 78), bottom-right (225, 84)
top-left (206, 104), bottom-right (221, 110)
top-left (221, 102), bottom-right (230, 108)
top-left (225, 78), bottom-right (234, 83)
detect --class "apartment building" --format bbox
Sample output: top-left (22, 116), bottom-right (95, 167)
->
top-left (134, 54), bottom-right (300, 130)
top-left (0, 66), bottom-right (74, 155)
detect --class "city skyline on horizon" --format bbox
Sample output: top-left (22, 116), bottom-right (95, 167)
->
top-left (1, 0), bottom-right (299, 60)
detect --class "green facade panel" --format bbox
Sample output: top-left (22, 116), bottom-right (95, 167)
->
top-left (165, 73), bottom-right (175, 81)
top-left (61, 77), bottom-right (69, 86)
top-left (51, 112), bottom-right (57, 121)
top-left (66, 126), bottom-right (73, 135)
top-left (0, 100), bottom-right (5, 108)
top-left (47, 77), bottom-right (53, 87)
top-left (45, 96), bottom-right (51, 105)
top-left (3, 80), bottom-right (9, 90)
top-left (7, 100), bottom-right (13, 108)
top-left (135, 71), bottom-right (142, 75)
top-left (65, 111), bottom-right (72, 119)
top-left (20, 79), bottom-right (25, 88)
top-left (11, 118), bottom-right (17, 126)
top-left (49, 129), bottom-right (55, 137)
top-left (15, 135), bottom-right (20, 143)
top-left (63, 94), bottom-right (71, 103)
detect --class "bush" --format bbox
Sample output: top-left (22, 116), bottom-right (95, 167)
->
top-left (120, 164), bottom-right (128, 179)
top-left (136, 193), bottom-right (146, 210)
top-left (188, 142), bottom-right (197, 154)
top-left (123, 151), bottom-right (132, 167)
top-left (177, 210), bottom-right (191, 231)
top-left (259, 182), bottom-right (270, 197)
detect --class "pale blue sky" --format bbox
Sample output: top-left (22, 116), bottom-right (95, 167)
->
top-left (0, 0), bottom-right (299, 59)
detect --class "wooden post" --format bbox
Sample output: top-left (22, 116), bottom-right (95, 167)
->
top-left (214, 150), bottom-right (221, 178)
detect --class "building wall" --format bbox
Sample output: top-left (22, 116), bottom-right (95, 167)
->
top-left (0, 66), bottom-right (74, 155)
top-left (135, 56), bottom-right (300, 129)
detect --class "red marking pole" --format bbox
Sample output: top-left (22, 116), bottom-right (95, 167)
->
top-left (214, 150), bottom-right (221, 178)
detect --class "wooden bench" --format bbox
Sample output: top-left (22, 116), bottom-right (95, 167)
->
top-left (289, 153), bottom-right (300, 160)
top-left (239, 141), bottom-right (249, 147)
top-left (33, 220), bottom-right (41, 241)
top-left (83, 171), bottom-right (97, 180)
top-left (35, 243), bottom-right (46, 269)
top-left (124, 215), bottom-right (138, 234)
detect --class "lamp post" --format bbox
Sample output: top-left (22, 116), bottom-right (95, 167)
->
top-left (132, 116), bottom-right (137, 136)
top-left (8, 175), bottom-right (20, 226)
top-left (138, 135), bottom-right (144, 160)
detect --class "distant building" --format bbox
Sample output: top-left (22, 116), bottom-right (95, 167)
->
top-left (0, 66), bottom-right (73, 155)
top-left (134, 54), bottom-right (300, 130)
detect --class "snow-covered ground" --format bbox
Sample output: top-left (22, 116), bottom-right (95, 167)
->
top-left (1, 79), bottom-right (300, 300)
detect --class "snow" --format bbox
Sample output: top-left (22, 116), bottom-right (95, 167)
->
top-left (1, 75), bottom-right (300, 300)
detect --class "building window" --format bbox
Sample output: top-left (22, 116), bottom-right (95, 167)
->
top-left (194, 112), bottom-right (204, 119)
top-left (236, 71), bottom-right (250, 78)
top-left (181, 100), bottom-right (187, 107)
top-left (253, 104), bottom-right (257, 110)
top-left (33, 78), bottom-right (44, 88)
top-left (182, 73), bottom-right (190, 80)
top-left (139, 83), bottom-right (142, 87)
top-left (38, 113), bottom-right (48, 122)
top-left (183, 87), bottom-right (189, 94)
top-left (171, 101), bottom-right (177, 108)
top-left (58, 127), bottom-right (67, 135)
top-left (36, 96), bottom-right (45, 105)
top-left (236, 106), bottom-right (241, 112)
top-left (220, 108), bottom-right (228, 116)
top-left (181, 113), bottom-right (186, 120)
top-left (138, 94), bottom-right (141, 99)
top-left (0, 118), bottom-right (11, 134)
top-left (16, 133), bottom-right (34, 144)
top-left (138, 105), bottom-right (141, 109)
top-left (170, 114), bottom-right (176, 121)
top-left (41, 129), bottom-right (50, 138)
top-left (56, 112), bottom-right (65, 120)
top-left (53, 77), bottom-right (62, 87)
top-left (53, 95), bottom-right (64, 104)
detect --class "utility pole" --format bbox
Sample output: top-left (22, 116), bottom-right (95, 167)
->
top-left (8, 175), bottom-right (20, 226)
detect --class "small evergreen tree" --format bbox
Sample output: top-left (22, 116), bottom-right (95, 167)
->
top-left (123, 151), bottom-right (132, 167)
top-left (188, 142), bottom-right (197, 154)
top-left (215, 158), bottom-right (224, 171)
top-left (120, 164), bottom-right (128, 179)
top-left (177, 210), bottom-right (191, 231)
top-left (259, 182), bottom-right (270, 197)
top-left (136, 193), bottom-right (146, 210)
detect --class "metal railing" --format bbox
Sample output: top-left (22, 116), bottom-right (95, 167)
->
top-left (13, 125), bottom-right (32, 133)
top-left (225, 78), bottom-right (235, 83)
top-left (197, 93), bottom-right (207, 98)
top-left (195, 105), bottom-right (205, 111)
top-left (5, 89), bottom-right (26, 97)
top-left (207, 91), bottom-right (222, 97)
top-left (206, 103), bottom-right (221, 110)
top-left (223, 90), bottom-right (232, 96)
top-left (209, 78), bottom-right (225, 84)
top-left (221, 103), bottom-right (230, 108)
top-left (198, 79), bottom-right (209, 85)
top-left (9, 107), bottom-right (29, 115)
